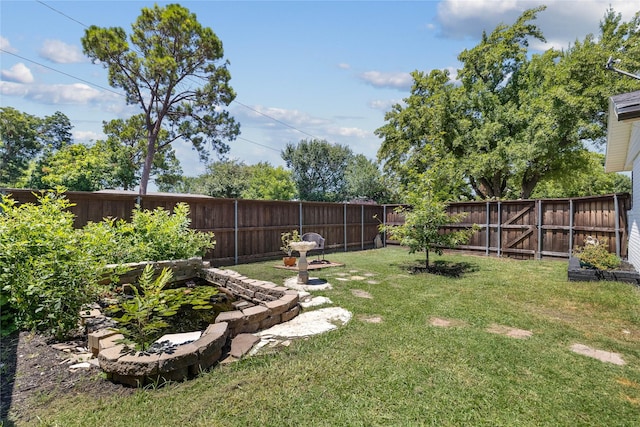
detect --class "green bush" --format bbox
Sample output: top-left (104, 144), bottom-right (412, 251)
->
top-left (0, 191), bottom-right (104, 339)
top-left (84, 202), bottom-right (215, 264)
top-left (574, 237), bottom-right (621, 270)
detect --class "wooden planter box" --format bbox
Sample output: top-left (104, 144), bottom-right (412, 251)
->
top-left (568, 257), bottom-right (640, 284)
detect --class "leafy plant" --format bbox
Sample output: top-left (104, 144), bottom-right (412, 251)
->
top-left (0, 190), bottom-right (104, 339)
top-left (280, 229), bottom-right (301, 257)
top-left (112, 265), bottom-right (179, 351)
top-left (111, 266), bottom-right (222, 351)
top-left (574, 236), bottom-right (621, 270)
top-left (84, 202), bottom-right (216, 263)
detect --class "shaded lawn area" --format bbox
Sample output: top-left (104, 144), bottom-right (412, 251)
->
top-left (7, 247), bottom-right (640, 426)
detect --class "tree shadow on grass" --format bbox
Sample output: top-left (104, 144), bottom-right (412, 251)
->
top-left (405, 260), bottom-right (480, 278)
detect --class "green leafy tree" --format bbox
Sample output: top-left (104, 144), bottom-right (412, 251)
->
top-left (376, 7), bottom-right (640, 200)
top-left (531, 152), bottom-right (631, 198)
top-left (242, 162), bottom-right (297, 200)
top-left (102, 114), bottom-right (183, 191)
top-left (82, 3), bottom-right (240, 195)
top-left (29, 142), bottom-right (116, 191)
top-left (0, 108), bottom-right (72, 187)
top-left (379, 174), bottom-right (478, 268)
top-left (345, 154), bottom-right (398, 203)
top-left (282, 139), bottom-right (353, 202)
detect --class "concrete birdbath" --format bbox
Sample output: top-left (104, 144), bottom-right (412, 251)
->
top-left (289, 241), bottom-right (317, 284)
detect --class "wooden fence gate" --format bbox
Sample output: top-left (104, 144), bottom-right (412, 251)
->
top-left (436, 194), bottom-right (629, 260)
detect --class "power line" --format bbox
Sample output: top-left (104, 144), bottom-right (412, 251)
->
top-left (35, 0), bottom-right (88, 28)
top-left (0, 49), bottom-right (125, 97)
top-left (34, 0), bottom-right (325, 144)
top-left (231, 100), bottom-right (322, 140)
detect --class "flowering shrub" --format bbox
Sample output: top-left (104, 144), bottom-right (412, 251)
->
top-left (574, 236), bottom-right (621, 270)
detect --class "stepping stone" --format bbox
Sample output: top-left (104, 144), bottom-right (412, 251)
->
top-left (350, 276), bottom-right (366, 281)
top-left (570, 344), bottom-right (626, 365)
top-left (486, 324), bottom-right (533, 339)
top-left (300, 296), bottom-right (332, 308)
top-left (358, 315), bottom-right (383, 323)
top-left (351, 289), bottom-right (373, 299)
top-left (335, 277), bottom-right (349, 282)
top-left (429, 317), bottom-right (466, 328)
top-left (366, 280), bottom-right (380, 285)
top-left (230, 334), bottom-right (260, 358)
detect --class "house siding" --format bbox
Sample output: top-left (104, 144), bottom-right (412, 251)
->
top-left (629, 151), bottom-right (640, 272)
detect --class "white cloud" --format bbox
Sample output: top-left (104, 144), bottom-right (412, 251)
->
top-left (328, 127), bottom-right (370, 138)
top-left (73, 130), bottom-right (102, 143)
top-left (0, 36), bottom-right (17, 53)
top-left (436, 0), bottom-right (638, 51)
top-left (369, 98), bottom-right (404, 111)
top-left (237, 104), bottom-right (329, 128)
top-left (338, 63), bottom-right (351, 70)
top-left (0, 80), bottom-right (120, 106)
top-left (39, 39), bottom-right (87, 64)
top-left (1, 62), bottom-right (34, 83)
top-left (359, 71), bottom-right (413, 90)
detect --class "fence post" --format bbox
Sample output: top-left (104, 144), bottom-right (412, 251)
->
top-left (234, 199), bottom-right (238, 265)
top-left (344, 203), bottom-right (348, 252)
top-left (614, 194), bottom-right (621, 258)
top-left (361, 205), bottom-right (365, 250)
top-left (497, 201), bottom-right (502, 257)
top-left (537, 200), bottom-right (543, 260)
top-left (383, 205), bottom-right (387, 247)
top-left (569, 199), bottom-right (574, 256)
top-left (485, 201), bottom-right (490, 256)
top-left (299, 202), bottom-right (303, 236)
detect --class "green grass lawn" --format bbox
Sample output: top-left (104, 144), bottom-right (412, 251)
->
top-left (16, 247), bottom-right (640, 426)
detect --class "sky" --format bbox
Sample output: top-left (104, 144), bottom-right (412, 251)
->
top-left (1, 0), bottom-right (638, 190)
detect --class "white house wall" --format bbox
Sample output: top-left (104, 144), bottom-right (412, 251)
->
top-left (629, 153), bottom-right (640, 272)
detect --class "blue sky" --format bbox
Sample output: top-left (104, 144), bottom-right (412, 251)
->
top-left (1, 0), bottom-right (637, 188)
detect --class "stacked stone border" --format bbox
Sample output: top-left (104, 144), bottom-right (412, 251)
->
top-left (567, 256), bottom-right (640, 284)
top-left (93, 258), bottom-right (300, 386)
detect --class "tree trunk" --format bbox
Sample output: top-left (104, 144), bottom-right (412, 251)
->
top-left (139, 132), bottom-right (158, 195)
top-left (425, 247), bottom-right (429, 268)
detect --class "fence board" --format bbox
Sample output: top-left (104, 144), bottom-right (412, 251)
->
top-left (383, 194), bottom-right (629, 260)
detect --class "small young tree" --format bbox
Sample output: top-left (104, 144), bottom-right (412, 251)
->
top-left (380, 175), bottom-right (478, 268)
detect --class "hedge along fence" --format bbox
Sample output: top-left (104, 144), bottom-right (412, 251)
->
top-left (436, 194), bottom-right (630, 260)
top-left (0, 189), bottom-right (387, 266)
top-left (1, 189), bottom-right (628, 263)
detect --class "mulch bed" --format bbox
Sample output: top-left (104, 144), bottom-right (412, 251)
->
top-left (1, 330), bottom-right (133, 425)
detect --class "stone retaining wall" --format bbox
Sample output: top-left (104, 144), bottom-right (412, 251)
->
top-left (93, 259), bottom-right (300, 386)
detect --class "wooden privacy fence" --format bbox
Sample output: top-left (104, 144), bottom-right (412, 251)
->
top-left (1, 189), bottom-right (629, 263)
top-left (0, 189), bottom-right (386, 265)
top-left (429, 194), bottom-right (630, 260)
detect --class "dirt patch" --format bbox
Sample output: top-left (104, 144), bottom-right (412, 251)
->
top-left (358, 315), bottom-right (383, 324)
top-left (486, 324), bottom-right (533, 339)
top-left (429, 317), bottom-right (467, 328)
top-left (1, 330), bottom-right (133, 424)
top-left (351, 289), bottom-right (374, 299)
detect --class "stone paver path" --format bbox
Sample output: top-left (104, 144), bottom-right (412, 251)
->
top-left (351, 289), bottom-right (374, 299)
top-left (358, 315), bottom-right (383, 323)
top-left (486, 324), bottom-right (533, 339)
top-left (429, 317), bottom-right (467, 328)
top-left (570, 343), bottom-right (626, 365)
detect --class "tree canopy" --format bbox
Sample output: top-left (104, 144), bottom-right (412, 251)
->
top-left (376, 7), bottom-right (640, 200)
top-left (0, 107), bottom-right (72, 187)
top-left (82, 3), bottom-right (240, 195)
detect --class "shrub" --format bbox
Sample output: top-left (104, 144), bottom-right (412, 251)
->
top-left (574, 236), bottom-right (621, 270)
top-left (84, 202), bottom-right (216, 264)
top-left (0, 190), bottom-right (104, 339)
